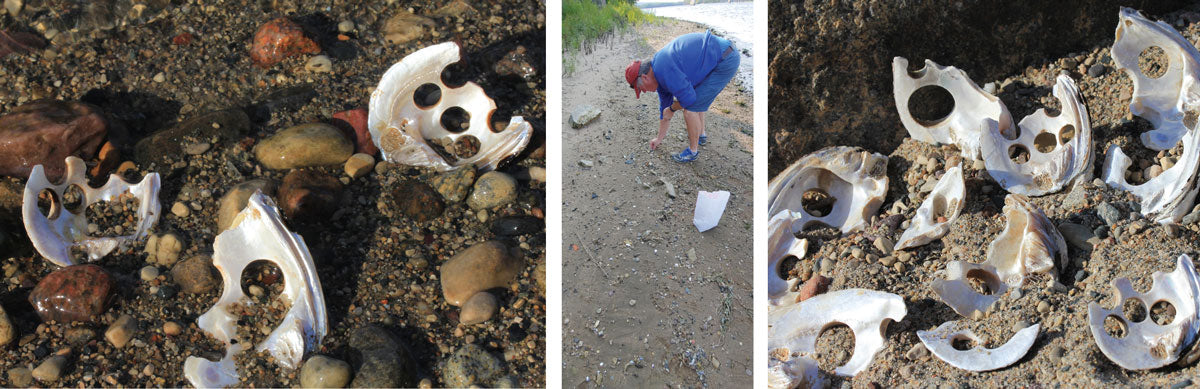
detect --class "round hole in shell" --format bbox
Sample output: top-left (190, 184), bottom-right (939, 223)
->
top-left (1104, 315), bottom-right (1128, 339)
top-left (1138, 46), bottom-right (1168, 79)
top-left (907, 85), bottom-right (955, 126)
top-left (439, 61), bottom-right (470, 88)
top-left (1008, 144), bottom-right (1030, 164)
top-left (413, 83), bottom-right (442, 109)
top-left (240, 260), bottom-right (284, 303)
top-left (1122, 298), bottom-right (1147, 323)
top-left (814, 323), bottom-right (855, 371)
top-left (1059, 124), bottom-right (1076, 144)
top-left (778, 255), bottom-right (802, 281)
top-left (1034, 131), bottom-right (1057, 153)
top-left (964, 268), bottom-right (1001, 296)
top-left (1150, 300), bottom-right (1177, 325)
top-left (950, 334), bottom-right (978, 351)
top-left (800, 189), bottom-right (835, 218)
top-left (62, 184), bottom-right (85, 215)
top-left (490, 107), bottom-right (515, 133)
top-left (440, 106), bottom-right (471, 133)
top-left (36, 189), bottom-right (59, 219)
top-left (450, 135), bottom-right (481, 159)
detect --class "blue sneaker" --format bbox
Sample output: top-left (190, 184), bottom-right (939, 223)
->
top-left (698, 134), bottom-right (708, 146)
top-left (672, 147), bottom-right (699, 163)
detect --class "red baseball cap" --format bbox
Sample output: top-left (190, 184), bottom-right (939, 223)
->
top-left (625, 60), bottom-right (641, 99)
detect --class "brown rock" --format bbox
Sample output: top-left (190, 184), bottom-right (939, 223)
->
top-left (88, 141), bottom-right (120, 177)
top-left (104, 314), bottom-right (137, 348)
top-left (29, 264), bottom-right (116, 323)
top-left (440, 241), bottom-right (523, 306)
top-left (0, 305), bottom-right (14, 346)
top-left (466, 171), bottom-right (518, 210)
top-left (381, 12), bottom-right (434, 45)
top-left (0, 101), bottom-right (108, 180)
top-left (172, 255), bottom-right (220, 294)
top-left (253, 123), bottom-right (353, 170)
top-left (133, 109), bottom-right (250, 168)
top-left (217, 179), bottom-right (277, 232)
top-left (332, 108), bottom-right (377, 156)
top-left (392, 180), bottom-right (444, 223)
top-left (459, 292), bottom-right (499, 325)
top-left (250, 18), bottom-right (320, 68)
top-left (798, 274), bottom-right (831, 302)
top-left (279, 169), bottom-right (343, 223)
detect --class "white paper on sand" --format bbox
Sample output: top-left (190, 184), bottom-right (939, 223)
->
top-left (694, 190), bottom-right (731, 232)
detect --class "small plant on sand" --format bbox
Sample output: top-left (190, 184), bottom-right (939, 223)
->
top-left (563, 0), bottom-right (657, 72)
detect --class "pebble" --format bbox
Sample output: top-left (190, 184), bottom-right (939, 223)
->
top-left (250, 17), bottom-right (320, 67)
top-left (797, 274), bottom-right (830, 302)
top-left (217, 178), bottom-right (277, 231)
top-left (64, 326), bottom-right (94, 344)
top-left (393, 180), bottom-right (446, 223)
top-left (578, 159), bottom-right (594, 168)
top-left (490, 215), bottom-right (543, 236)
top-left (906, 343), bottom-right (929, 361)
top-left (1048, 345), bottom-right (1066, 363)
top-left (172, 255), bottom-right (220, 294)
top-left (104, 314), bottom-right (136, 348)
top-left (1096, 202), bottom-right (1123, 226)
top-left (431, 166), bottom-right (477, 203)
top-left (467, 171), bottom-right (518, 210)
top-left (440, 241), bottom-right (524, 306)
top-left (139, 266), bottom-right (159, 281)
top-left (1057, 222), bottom-right (1097, 251)
top-left (344, 153), bottom-right (375, 178)
top-left (818, 257), bottom-right (834, 274)
top-left (873, 236), bottom-right (894, 255)
top-left (248, 285), bottom-right (265, 297)
top-left (134, 109), bottom-right (250, 168)
top-left (254, 123), bottom-right (353, 170)
top-left (300, 355), bottom-right (352, 388)
top-left (32, 355), bottom-right (67, 382)
top-left (305, 55), bottom-right (332, 73)
top-left (7, 367), bottom-right (32, 387)
top-left (460, 292), bottom-right (499, 325)
top-left (29, 264), bottom-right (116, 323)
top-left (0, 305), bottom-right (14, 346)
top-left (1037, 301), bottom-right (1051, 313)
top-left (1087, 63), bottom-right (1107, 77)
top-left (349, 325), bottom-right (419, 387)
top-left (337, 20), bottom-right (355, 33)
top-left (850, 246), bottom-right (863, 259)
top-left (1074, 270), bottom-right (1089, 282)
top-left (381, 11), bottom-right (434, 44)
top-left (568, 105), bottom-right (602, 128)
top-left (442, 344), bottom-right (503, 388)
top-left (0, 100), bottom-right (108, 180)
top-left (183, 142), bottom-right (210, 155)
top-left (152, 72), bottom-right (165, 83)
top-left (278, 169), bottom-right (343, 223)
top-left (171, 201), bottom-right (190, 217)
top-left (331, 108), bottom-right (376, 156)
top-left (163, 321), bottom-right (183, 336)
top-left (144, 232), bottom-right (184, 266)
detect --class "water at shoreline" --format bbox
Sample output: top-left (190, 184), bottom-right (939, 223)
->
top-left (644, 2), bottom-right (754, 92)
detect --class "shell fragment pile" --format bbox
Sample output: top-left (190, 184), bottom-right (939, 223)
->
top-left (894, 165), bottom-right (964, 250)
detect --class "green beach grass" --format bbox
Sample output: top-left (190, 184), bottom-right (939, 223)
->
top-left (562, 0), bottom-right (656, 71)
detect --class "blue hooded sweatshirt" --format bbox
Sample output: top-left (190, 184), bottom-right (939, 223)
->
top-left (652, 31), bottom-right (731, 118)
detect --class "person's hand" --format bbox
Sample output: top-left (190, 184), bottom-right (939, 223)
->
top-left (649, 137), bottom-right (662, 150)
top-left (671, 101), bottom-right (682, 112)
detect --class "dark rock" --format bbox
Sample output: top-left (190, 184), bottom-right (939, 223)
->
top-left (1087, 63), bottom-right (1108, 77)
top-left (133, 109), bottom-right (250, 168)
top-left (442, 344), bottom-right (503, 388)
top-left (391, 180), bottom-right (444, 223)
top-left (430, 166), bottom-right (476, 203)
top-left (0, 101), bottom-right (108, 180)
top-left (172, 255), bottom-right (220, 294)
top-left (279, 169), bottom-right (343, 223)
top-left (440, 241), bottom-right (524, 306)
top-left (1096, 202), bottom-right (1123, 226)
top-left (246, 85), bottom-right (318, 123)
top-left (250, 17), bottom-right (320, 68)
top-left (29, 264), bottom-right (116, 323)
top-left (348, 325), bottom-right (418, 388)
top-left (156, 285), bottom-right (177, 299)
top-left (494, 45), bottom-right (536, 80)
top-left (490, 215), bottom-right (543, 236)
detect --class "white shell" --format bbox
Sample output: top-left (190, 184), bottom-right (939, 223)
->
top-left (1111, 7), bottom-right (1200, 151)
top-left (768, 288), bottom-right (906, 378)
top-left (892, 57), bottom-right (1014, 161)
top-left (22, 156), bottom-right (160, 266)
top-left (980, 75), bottom-right (1094, 196)
top-left (918, 321), bottom-right (1040, 372)
top-left (929, 260), bottom-right (1007, 317)
top-left (767, 356), bottom-right (820, 389)
top-left (184, 191), bottom-right (327, 387)
top-left (368, 42), bottom-right (532, 171)
top-left (1087, 254), bottom-right (1200, 370)
top-left (768, 213), bottom-right (809, 306)
top-left (982, 195), bottom-right (1068, 287)
top-left (895, 166), bottom-right (965, 250)
top-left (1103, 127), bottom-right (1200, 224)
top-left (767, 146), bottom-right (888, 235)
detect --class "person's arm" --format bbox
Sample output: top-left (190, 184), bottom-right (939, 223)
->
top-left (651, 106), bottom-right (674, 150)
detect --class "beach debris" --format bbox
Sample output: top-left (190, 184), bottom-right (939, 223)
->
top-left (1087, 254), bottom-right (1200, 370)
top-left (767, 146), bottom-right (888, 235)
top-left (28, 264), bottom-right (116, 323)
top-left (184, 191), bottom-right (327, 387)
top-left (981, 195), bottom-right (1068, 287)
top-left (249, 18), bottom-right (320, 68)
top-left (368, 42), bottom-right (532, 171)
top-left (693, 190), bottom-right (731, 232)
top-left (568, 105), bottom-right (602, 128)
top-left (918, 321), bottom-right (1040, 372)
top-left (1110, 8), bottom-right (1200, 151)
top-left (1104, 127), bottom-right (1200, 224)
top-left (980, 74), bottom-right (1094, 196)
top-left (767, 354), bottom-right (820, 389)
top-left (768, 289), bottom-right (906, 379)
top-left (930, 261), bottom-right (1007, 317)
top-left (892, 57), bottom-right (1012, 161)
top-left (767, 213), bottom-right (809, 306)
top-left (895, 165), bottom-right (965, 250)
top-left (23, 156), bottom-right (161, 267)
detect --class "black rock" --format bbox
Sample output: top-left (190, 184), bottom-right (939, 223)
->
top-left (490, 215), bottom-right (543, 236)
top-left (348, 325), bottom-right (418, 388)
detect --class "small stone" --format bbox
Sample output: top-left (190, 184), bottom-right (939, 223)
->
top-left (440, 241), bottom-right (524, 306)
top-left (104, 314), bottom-right (137, 348)
top-left (568, 105), bottom-right (602, 128)
top-left (798, 275), bottom-right (831, 302)
top-left (157, 285), bottom-right (178, 299)
top-left (490, 215), bottom-right (543, 236)
top-left (172, 255), bottom-right (220, 294)
top-left (183, 142), bottom-right (211, 155)
top-left (850, 247), bottom-right (863, 259)
top-left (8, 367), bottom-right (32, 387)
top-left (0, 101), bottom-right (108, 180)
top-left (153, 72), bottom-right (165, 83)
top-left (873, 236), bottom-right (894, 255)
top-left (460, 292), bottom-right (499, 325)
top-left (442, 344), bottom-right (503, 388)
top-left (134, 109), bottom-right (250, 168)
top-left (393, 180), bottom-right (445, 223)
top-left (29, 264), bottom-right (116, 323)
top-left (1057, 222), bottom-right (1097, 251)
top-left (248, 285), bottom-right (264, 297)
top-left (331, 108), bottom-right (375, 156)
top-left (528, 166), bottom-right (546, 182)
top-left (171, 201), bottom-right (190, 218)
top-left (344, 153), bottom-right (374, 178)
top-left (431, 165), bottom-right (477, 202)
top-left (1037, 301), bottom-right (1051, 313)
top-left (1074, 270), bottom-right (1088, 282)
top-left (337, 20), bottom-right (355, 33)
top-left (906, 343), bottom-right (929, 361)
top-left (349, 325), bottom-right (419, 387)
top-left (1048, 345), bottom-right (1066, 363)
top-left (1164, 223), bottom-right (1180, 237)
top-left (305, 55), bottom-right (332, 73)
top-left (139, 266), bottom-right (159, 281)
top-left (254, 123), bottom-right (353, 170)
top-left (1096, 202), bottom-right (1123, 226)
top-left (144, 232), bottom-right (184, 266)
top-left (32, 355), bottom-right (67, 383)
top-left (1087, 64), bottom-right (1107, 78)
top-left (278, 169), bottom-right (343, 223)
top-left (300, 355), bottom-right (352, 388)
top-left (467, 171), bottom-right (518, 210)
top-left (0, 305), bottom-right (14, 346)
top-left (629, 299), bottom-right (637, 306)
top-left (381, 11), bottom-right (434, 45)
top-left (217, 179), bottom-right (277, 232)
top-left (250, 17), bottom-right (320, 68)
top-left (163, 321), bottom-right (183, 336)
top-left (578, 159), bottom-right (593, 168)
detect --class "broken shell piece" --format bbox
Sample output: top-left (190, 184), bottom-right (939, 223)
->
top-left (980, 75), bottom-right (1094, 196)
top-left (22, 156), bottom-right (160, 267)
top-left (184, 191), bottom-right (327, 387)
top-left (930, 261), bottom-right (1007, 317)
top-left (895, 166), bottom-right (965, 250)
top-left (368, 42), bottom-right (532, 172)
top-left (892, 57), bottom-right (1014, 161)
top-left (767, 355), bottom-right (820, 389)
top-left (1087, 254), bottom-right (1200, 370)
top-left (767, 146), bottom-right (888, 235)
top-left (1103, 121), bottom-right (1200, 224)
top-left (1111, 8), bottom-right (1200, 151)
top-left (768, 213), bottom-right (809, 306)
top-left (982, 195), bottom-right (1068, 287)
top-left (918, 321), bottom-right (1040, 372)
top-left (768, 289), bottom-right (906, 377)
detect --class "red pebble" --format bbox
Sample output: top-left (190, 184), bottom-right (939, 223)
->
top-left (332, 108), bottom-right (377, 156)
top-left (172, 33), bottom-right (194, 46)
top-left (797, 274), bottom-right (831, 302)
top-left (249, 18), bottom-right (320, 68)
top-left (28, 264), bottom-right (116, 323)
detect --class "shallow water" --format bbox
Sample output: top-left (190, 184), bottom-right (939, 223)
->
top-left (644, 2), bottom-right (754, 92)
